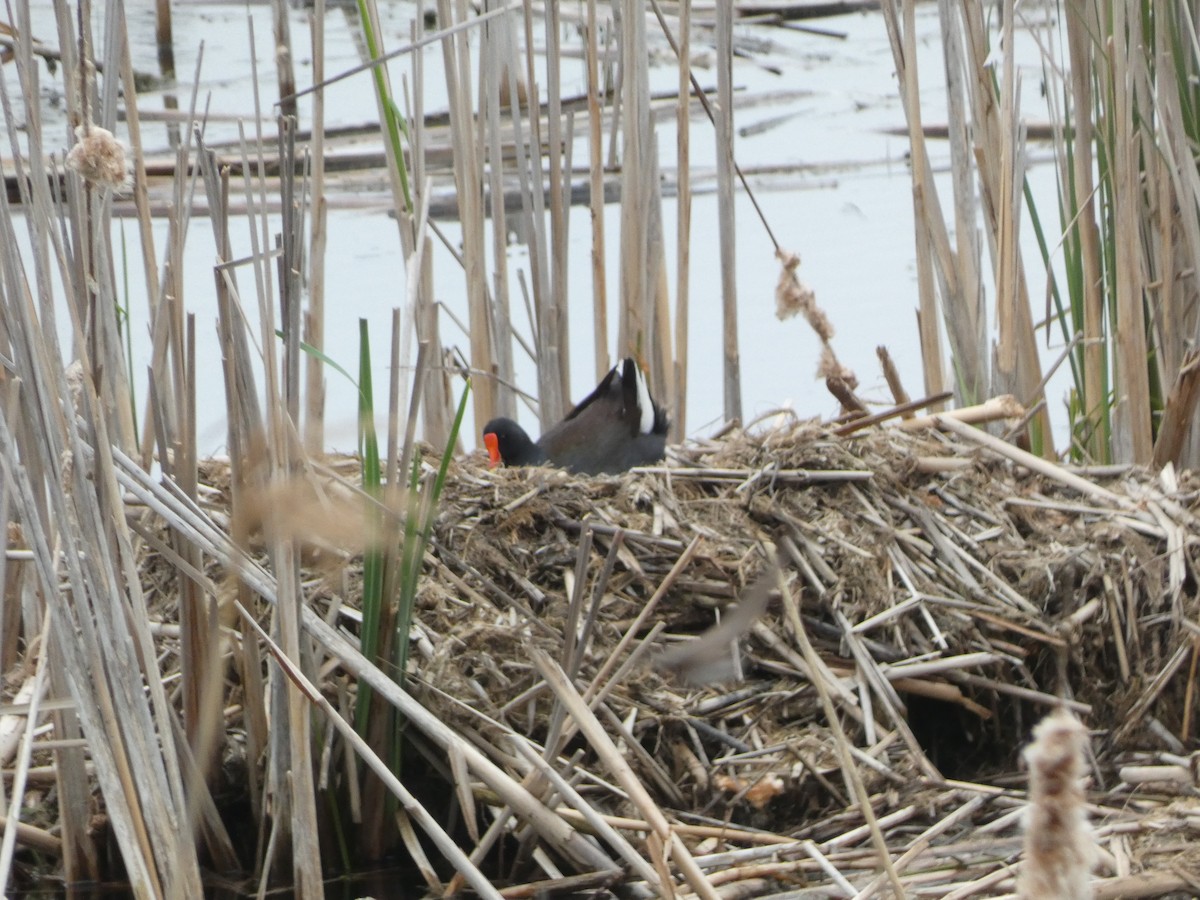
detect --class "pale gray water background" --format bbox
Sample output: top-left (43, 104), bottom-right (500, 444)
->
top-left (16, 1), bottom-right (1069, 455)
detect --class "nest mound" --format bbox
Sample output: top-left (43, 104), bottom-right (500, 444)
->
top-left (401, 420), bottom-right (1200, 894)
top-left (128, 421), bottom-right (1200, 895)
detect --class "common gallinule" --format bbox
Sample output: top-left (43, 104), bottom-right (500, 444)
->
top-left (483, 358), bottom-right (669, 475)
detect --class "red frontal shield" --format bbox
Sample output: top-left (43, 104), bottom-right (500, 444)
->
top-left (484, 432), bottom-right (502, 468)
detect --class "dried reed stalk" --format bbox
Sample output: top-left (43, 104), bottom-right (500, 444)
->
top-left (617, 0), bottom-right (669, 396)
top-left (959, 0), bottom-right (1054, 454)
top-left (880, 0), bottom-right (951, 405)
top-left (584, 0), bottom-right (610, 384)
top-left (272, 0), bottom-right (298, 118)
top-left (236, 600), bottom-right (505, 900)
top-left (304, 0), bottom-right (328, 454)
top-left (673, 0), bottom-right (692, 440)
top-left (543, 0), bottom-right (571, 401)
top-left (714, 1), bottom-right (742, 423)
top-left (481, 5), bottom-right (519, 419)
top-left (1108, 0), bottom-right (1152, 463)
top-left (934, 0), bottom-right (982, 402)
top-left (1063, 0), bottom-right (1105, 461)
top-left (437, 0), bottom-right (497, 431)
top-left (0, 1), bottom-right (221, 891)
top-left (533, 650), bottom-right (721, 900)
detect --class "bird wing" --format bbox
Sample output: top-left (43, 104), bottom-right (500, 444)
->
top-left (560, 363), bottom-right (622, 423)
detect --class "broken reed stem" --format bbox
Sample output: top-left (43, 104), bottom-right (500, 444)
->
top-left (899, 393), bottom-right (1024, 431)
top-left (532, 650), bottom-right (721, 900)
top-left (235, 601), bottom-right (505, 900)
top-left (932, 414), bottom-right (1127, 507)
top-left (833, 390), bottom-right (953, 435)
top-left (771, 560), bottom-right (908, 897)
top-left (876, 345), bottom-right (912, 411)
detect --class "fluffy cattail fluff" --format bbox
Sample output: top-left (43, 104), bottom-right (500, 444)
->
top-left (774, 249), bottom-right (824, 334)
top-left (65, 124), bottom-right (128, 191)
top-left (775, 249), bottom-right (859, 389)
top-left (1017, 709), bottom-right (1095, 900)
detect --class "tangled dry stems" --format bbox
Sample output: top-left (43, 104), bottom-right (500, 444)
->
top-left (134, 421), bottom-right (1200, 894)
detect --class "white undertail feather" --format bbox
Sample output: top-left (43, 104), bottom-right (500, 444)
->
top-left (632, 361), bottom-right (655, 435)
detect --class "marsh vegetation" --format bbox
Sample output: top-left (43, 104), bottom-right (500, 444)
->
top-left (0, 0), bottom-right (1198, 896)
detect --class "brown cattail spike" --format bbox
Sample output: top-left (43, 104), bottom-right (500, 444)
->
top-left (1018, 709), bottom-right (1095, 900)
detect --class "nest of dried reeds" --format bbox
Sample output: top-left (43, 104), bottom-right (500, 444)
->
top-left (132, 420), bottom-right (1200, 896)
top-left (395, 420), bottom-right (1199, 895)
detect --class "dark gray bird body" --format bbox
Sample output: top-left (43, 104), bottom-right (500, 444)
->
top-left (483, 358), bottom-right (668, 475)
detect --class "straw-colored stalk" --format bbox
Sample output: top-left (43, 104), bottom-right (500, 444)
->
top-left (1108, 0), bottom-right (1152, 463)
top-left (617, 0), bottom-right (656, 367)
top-left (543, 0), bottom-right (571, 401)
top-left (199, 145), bottom-right (269, 829)
top-left (480, 5), bottom-right (518, 419)
top-left (513, 3), bottom-right (567, 428)
top-left (888, 0), bottom-right (1056, 454)
top-left (934, 0), bottom-right (981, 405)
top-left (1043, 0), bottom-right (1200, 465)
top-left (230, 83), bottom-right (325, 891)
top-left (304, 0), bottom-right (328, 454)
top-left (1149, 2), bottom-right (1200, 465)
top-left (1063, 0), bottom-right (1106, 461)
top-left (992, 0), bottom-right (1021, 388)
top-left (958, 0), bottom-right (1034, 418)
top-left (585, 0), bottom-right (610, 383)
top-left (439, 0), bottom-right (496, 431)
top-left (409, 16), bottom-right (453, 448)
top-left (714, 1), bottom-right (741, 423)
top-left (673, 0), bottom-right (691, 439)
top-left (881, 0), bottom-right (953, 409)
top-left (0, 108), bottom-right (206, 900)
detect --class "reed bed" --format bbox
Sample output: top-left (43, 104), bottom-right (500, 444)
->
top-left (2, 0), bottom-right (1200, 895)
top-left (884, 0), bottom-right (1200, 468)
top-left (5, 417), bottom-right (1198, 894)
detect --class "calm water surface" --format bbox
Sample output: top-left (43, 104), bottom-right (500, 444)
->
top-left (15, 2), bottom-right (1067, 449)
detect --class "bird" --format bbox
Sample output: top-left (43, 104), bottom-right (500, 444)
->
top-left (482, 358), bottom-right (669, 475)
top-left (654, 562), bottom-right (778, 686)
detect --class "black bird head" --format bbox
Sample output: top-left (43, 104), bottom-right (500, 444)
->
top-left (482, 417), bottom-right (544, 468)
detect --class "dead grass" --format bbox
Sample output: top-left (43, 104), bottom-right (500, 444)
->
top-left (91, 419), bottom-right (1200, 895)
